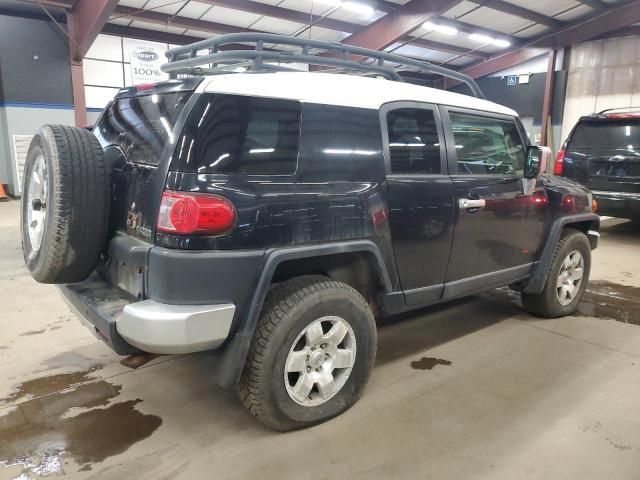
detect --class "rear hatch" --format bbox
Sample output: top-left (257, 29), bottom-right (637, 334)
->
top-left (93, 78), bottom-right (201, 242)
top-left (91, 79), bottom-right (201, 298)
top-left (564, 117), bottom-right (640, 193)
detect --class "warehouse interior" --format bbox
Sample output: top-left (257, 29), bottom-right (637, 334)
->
top-left (1, 0), bottom-right (640, 478)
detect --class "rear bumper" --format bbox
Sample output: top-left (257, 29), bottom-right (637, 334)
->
top-left (592, 190), bottom-right (640, 219)
top-left (58, 274), bottom-right (235, 355)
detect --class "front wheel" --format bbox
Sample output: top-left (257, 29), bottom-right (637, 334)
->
top-left (521, 228), bottom-right (591, 318)
top-left (238, 275), bottom-right (377, 431)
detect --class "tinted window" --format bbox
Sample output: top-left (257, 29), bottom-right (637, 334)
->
top-left (299, 104), bottom-right (384, 181)
top-left (571, 120), bottom-right (640, 149)
top-left (387, 108), bottom-right (441, 174)
top-left (173, 94), bottom-right (301, 175)
top-left (94, 92), bottom-right (192, 166)
top-left (450, 112), bottom-right (525, 175)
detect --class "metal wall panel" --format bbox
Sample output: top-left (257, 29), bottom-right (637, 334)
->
top-left (562, 37), bottom-right (640, 142)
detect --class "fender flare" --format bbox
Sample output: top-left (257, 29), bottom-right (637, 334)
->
top-left (215, 240), bottom-right (393, 388)
top-left (523, 212), bottom-right (600, 295)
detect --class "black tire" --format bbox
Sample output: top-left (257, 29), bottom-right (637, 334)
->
top-left (521, 228), bottom-right (591, 318)
top-left (238, 275), bottom-right (377, 431)
top-left (21, 125), bottom-right (109, 284)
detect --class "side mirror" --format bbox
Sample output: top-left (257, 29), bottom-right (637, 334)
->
top-left (524, 146), bottom-right (551, 179)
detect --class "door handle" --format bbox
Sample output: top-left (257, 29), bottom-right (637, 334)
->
top-left (459, 198), bottom-right (486, 210)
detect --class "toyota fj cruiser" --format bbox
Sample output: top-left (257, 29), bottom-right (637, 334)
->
top-left (21, 34), bottom-right (599, 431)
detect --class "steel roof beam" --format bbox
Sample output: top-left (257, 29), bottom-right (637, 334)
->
top-left (112, 5), bottom-right (248, 35)
top-left (112, 3), bottom-right (491, 60)
top-left (481, 0), bottom-right (564, 29)
top-left (459, 0), bottom-right (640, 80)
top-left (195, 0), bottom-right (358, 33)
top-left (101, 23), bottom-right (277, 51)
top-left (338, 0), bottom-right (464, 51)
top-left (67, 0), bottom-right (118, 59)
top-left (574, 0), bottom-right (608, 10)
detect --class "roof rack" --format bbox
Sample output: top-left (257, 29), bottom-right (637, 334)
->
top-left (162, 33), bottom-right (486, 99)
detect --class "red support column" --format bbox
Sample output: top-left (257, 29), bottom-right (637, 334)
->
top-left (70, 60), bottom-right (87, 127)
top-left (66, 0), bottom-right (119, 126)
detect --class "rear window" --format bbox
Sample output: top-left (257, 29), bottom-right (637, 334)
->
top-left (570, 120), bottom-right (640, 150)
top-left (172, 94), bottom-right (301, 175)
top-left (94, 92), bottom-right (192, 166)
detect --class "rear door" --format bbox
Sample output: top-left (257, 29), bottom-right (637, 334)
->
top-left (440, 107), bottom-right (535, 299)
top-left (383, 102), bottom-right (455, 306)
top-left (93, 82), bottom-right (197, 242)
top-left (564, 118), bottom-right (640, 193)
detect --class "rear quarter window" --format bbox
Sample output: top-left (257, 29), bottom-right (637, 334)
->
top-left (94, 92), bottom-right (192, 166)
top-left (172, 94), bottom-right (301, 175)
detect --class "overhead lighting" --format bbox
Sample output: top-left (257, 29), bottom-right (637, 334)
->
top-left (492, 39), bottom-right (511, 48)
top-left (422, 21), bottom-right (458, 36)
top-left (469, 33), bottom-right (494, 44)
top-left (341, 1), bottom-right (375, 16)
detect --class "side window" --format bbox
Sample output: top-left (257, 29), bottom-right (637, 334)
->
top-left (173, 94), bottom-right (301, 175)
top-left (387, 108), bottom-right (441, 174)
top-left (450, 112), bottom-right (525, 175)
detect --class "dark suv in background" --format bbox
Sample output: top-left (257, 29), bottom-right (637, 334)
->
top-left (556, 108), bottom-right (640, 221)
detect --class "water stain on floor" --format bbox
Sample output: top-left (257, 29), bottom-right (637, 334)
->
top-left (0, 376), bottom-right (162, 476)
top-left (0, 366), bottom-right (102, 405)
top-left (577, 281), bottom-right (640, 325)
top-left (488, 282), bottom-right (640, 326)
top-left (411, 357), bottom-right (452, 371)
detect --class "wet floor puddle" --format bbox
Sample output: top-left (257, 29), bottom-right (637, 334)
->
top-left (577, 281), bottom-right (640, 325)
top-left (0, 367), bottom-right (162, 477)
top-left (410, 357), bottom-right (452, 370)
top-left (488, 281), bottom-right (640, 325)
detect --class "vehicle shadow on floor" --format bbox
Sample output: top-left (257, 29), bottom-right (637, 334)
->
top-left (375, 293), bottom-right (521, 366)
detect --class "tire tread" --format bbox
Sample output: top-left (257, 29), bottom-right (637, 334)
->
top-left (238, 275), bottom-right (375, 431)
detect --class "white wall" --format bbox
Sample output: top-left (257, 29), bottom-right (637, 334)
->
top-left (562, 36), bottom-right (640, 141)
top-left (1, 106), bottom-right (75, 195)
top-left (83, 34), bottom-right (173, 110)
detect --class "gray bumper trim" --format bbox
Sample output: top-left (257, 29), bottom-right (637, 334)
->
top-left (117, 300), bottom-right (236, 354)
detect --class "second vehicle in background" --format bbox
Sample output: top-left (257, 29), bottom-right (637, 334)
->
top-left (556, 108), bottom-right (640, 221)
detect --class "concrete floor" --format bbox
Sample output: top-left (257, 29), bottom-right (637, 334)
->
top-left (1, 199), bottom-right (640, 480)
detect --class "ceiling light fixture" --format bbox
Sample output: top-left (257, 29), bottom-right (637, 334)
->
top-left (492, 39), bottom-right (511, 48)
top-left (423, 21), bottom-right (458, 36)
top-left (468, 33), bottom-right (494, 44)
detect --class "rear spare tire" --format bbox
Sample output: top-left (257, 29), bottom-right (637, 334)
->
top-left (21, 125), bottom-right (109, 284)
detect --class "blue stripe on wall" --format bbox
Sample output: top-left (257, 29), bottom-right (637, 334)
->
top-left (0, 101), bottom-right (103, 113)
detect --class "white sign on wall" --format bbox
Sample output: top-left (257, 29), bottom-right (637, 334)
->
top-left (129, 45), bottom-right (166, 85)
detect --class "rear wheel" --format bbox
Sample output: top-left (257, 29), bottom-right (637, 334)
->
top-left (238, 275), bottom-right (377, 431)
top-left (521, 228), bottom-right (591, 318)
top-left (21, 125), bottom-right (109, 284)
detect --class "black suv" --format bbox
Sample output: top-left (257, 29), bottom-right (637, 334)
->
top-left (556, 108), bottom-right (640, 221)
top-left (20, 34), bottom-right (599, 431)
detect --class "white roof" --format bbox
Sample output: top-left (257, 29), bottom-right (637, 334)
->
top-left (199, 72), bottom-right (517, 117)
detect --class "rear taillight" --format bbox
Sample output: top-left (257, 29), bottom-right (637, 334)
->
top-left (157, 191), bottom-right (236, 235)
top-left (553, 149), bottom-right (565, 176)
